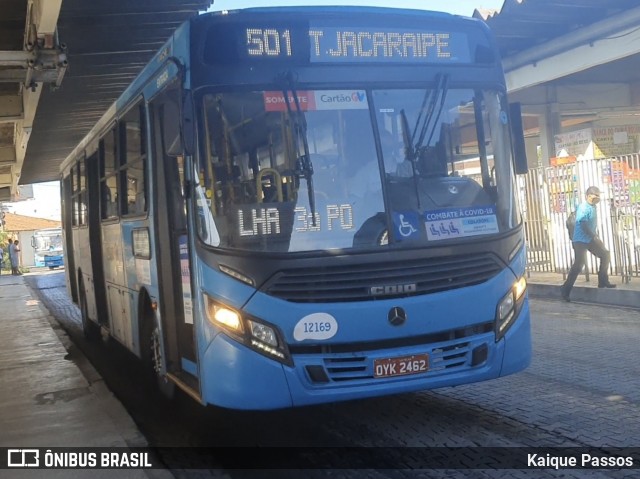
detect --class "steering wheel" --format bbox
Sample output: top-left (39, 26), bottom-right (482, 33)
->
top-left (352, 213), bottom-right (388, 247)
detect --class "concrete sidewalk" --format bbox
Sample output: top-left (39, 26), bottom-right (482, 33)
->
top-left (0, 273), bottom-right (171, 478)
top-left (526, 270), bottom-right (640, 309)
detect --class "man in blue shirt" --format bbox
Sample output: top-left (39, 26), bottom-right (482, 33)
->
top-left (561, 186), bottom-right (615, 301)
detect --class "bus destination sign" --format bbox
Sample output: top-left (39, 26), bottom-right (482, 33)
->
top-left (244, 25), bottom-right (471, 64)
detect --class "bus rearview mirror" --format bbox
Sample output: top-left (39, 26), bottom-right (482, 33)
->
top-left (509, 102), bottom-right (529, 175)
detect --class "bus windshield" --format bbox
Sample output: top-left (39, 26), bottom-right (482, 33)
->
top-left (198, 87), bottom-right (520, 253)
top-left (33, 230), bottom-right (64, 254)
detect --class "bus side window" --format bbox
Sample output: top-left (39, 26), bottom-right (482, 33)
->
top-left (121, 101), bottom-right (148, 216)
top-left (158, 89), bottom-right (188, 232)
top-left (100, 127), bottom-right (119, 220)
top-left (161, 92), bottom-right (183, 157)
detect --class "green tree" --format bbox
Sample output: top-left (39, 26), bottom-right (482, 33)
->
top-left (0, 230), bottom-right (8, 272)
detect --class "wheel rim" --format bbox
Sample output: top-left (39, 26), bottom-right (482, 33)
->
top-left (80, 284), bottom-right (89, 329)
top-left (150, 324), bottom-right (162, 375)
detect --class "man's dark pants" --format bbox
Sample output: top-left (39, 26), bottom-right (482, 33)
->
top-left (562, 238), bottom-right (611, 294)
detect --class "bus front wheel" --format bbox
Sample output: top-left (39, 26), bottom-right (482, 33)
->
top-left (142, 309), bottom-right (175, 399)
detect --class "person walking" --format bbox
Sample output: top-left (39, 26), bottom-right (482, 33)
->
top-left (560, 186), bottom-right (616, 301)
top-left (9, 239), bottom-right (21, 275)
top-left (0, 243), bottom-right (4, 274)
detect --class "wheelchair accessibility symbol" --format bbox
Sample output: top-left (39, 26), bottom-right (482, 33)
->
top-left (393, 212), bottom-right (420, 239)
top-left (398, 214), bottom-right (417, 237)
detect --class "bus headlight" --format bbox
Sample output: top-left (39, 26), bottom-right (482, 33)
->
top-left (513, 276), bottom-right (527, 301)
top-left (205, 297), bottom-right (243, 333)
top-left (497, 292), bottom-right (515, 324)
top-left (495, 277), bottom-right (526, 341)
top-left (203, 294), bottom-right (291, 365)
top-left (248, 320), bottom-right (278, 347)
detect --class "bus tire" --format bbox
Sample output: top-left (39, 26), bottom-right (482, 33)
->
top-left (79, 277), bottom-right (100, 341)
top-left (141, 305), bottom-right (175, 399)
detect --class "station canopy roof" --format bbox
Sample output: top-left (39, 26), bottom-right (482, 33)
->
top-left (475, 0), bottom-right (639, 60)
top-left (2, 0), bottom-right (639, 187)
top-left (1, 0), bottom-right (213, 194)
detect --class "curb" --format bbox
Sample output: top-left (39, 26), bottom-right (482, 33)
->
top-left (528, 282), bottom-right (640, 310)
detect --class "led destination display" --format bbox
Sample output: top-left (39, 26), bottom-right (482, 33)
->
top-left (205, 22), bottom-right (474, 65)
top-left (247, 26), bottom-right (470, 63)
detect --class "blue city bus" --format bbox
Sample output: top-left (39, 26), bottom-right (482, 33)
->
top-left (60, 7), bottom-right (531, 410)
top-left (32, 227), bottom-right (65, 269)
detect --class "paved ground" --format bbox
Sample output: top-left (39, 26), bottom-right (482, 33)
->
top-left (17, 272), bottom-right (640, 478)
top-left (0, 271), bottom-right (171, 479)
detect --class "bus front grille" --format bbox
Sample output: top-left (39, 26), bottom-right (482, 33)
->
top-left (263, 253), bottom-right (502, 302)
top-left (299, 337), bottom-right (488, 385)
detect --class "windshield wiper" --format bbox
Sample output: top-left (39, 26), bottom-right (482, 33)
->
top-left (400, 109), bottom-right (422, 210)
top-left (281, 76), bottom-right (317, 226)
top-left (400, 74), bottom-right (450, 210)
top-left (413, 73), bottom-right (449, 158)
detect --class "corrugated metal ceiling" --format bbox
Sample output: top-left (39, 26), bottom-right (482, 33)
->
top-left (18, 0), bottom-right (213, 184)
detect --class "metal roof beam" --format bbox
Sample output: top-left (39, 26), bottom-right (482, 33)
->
top-left (506, 22), bottom-right (640, 93)
top-left (0, 47), bottom-right (67, 84)
top-left (504, 5), bottom-right (640, 72)
top-left (3, 0), bottom-right (64, 199)
top-left (18, 0), bottom-right (215, 184)
top-left (0, 50), bottom-right (37, 66)
top-left (0, 147), bottom-right (17, 165)
top-left (33, 0), bottom-right (63, 36)
top-left (0, 95), bottom-right (22, 122)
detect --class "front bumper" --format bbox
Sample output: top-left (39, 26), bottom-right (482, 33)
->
top-left (200, 299), bottom-right (531, 410)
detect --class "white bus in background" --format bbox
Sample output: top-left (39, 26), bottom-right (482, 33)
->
top-left (32, 227), bottom-right (64, 269)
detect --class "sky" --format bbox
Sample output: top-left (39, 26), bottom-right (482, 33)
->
top-left (5, 181), bottom-right (61, 221)
top-left (208, 0), bottom-right (505, 16)
top-left (9, 0), bottom-right (505, 222)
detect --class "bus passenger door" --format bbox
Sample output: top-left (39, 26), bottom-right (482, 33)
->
top-left (62, 175), bottom-right (78, 303)
top-left (150, 83), bottom-right (199, 394)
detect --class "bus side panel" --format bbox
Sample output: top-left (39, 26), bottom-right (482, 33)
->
top-left (102, 222), bottom-right (128, 344)
top-left (84, 270), bottom-right (98, 322)
top-left (121, 289), bottom-right (135, 351)
top-left (74, 226), bottom-right (94, 310)
top-left (121, 219), bottom-right (153, 354)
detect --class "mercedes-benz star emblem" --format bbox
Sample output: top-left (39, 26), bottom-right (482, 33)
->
top-left (448, 185), bottom-right (459, 194)
top-left (388, 307), bottom-right (407, 326)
